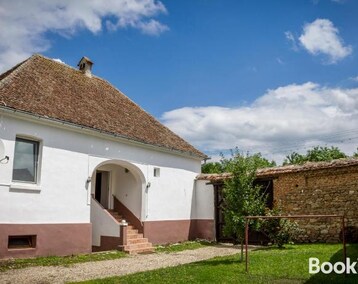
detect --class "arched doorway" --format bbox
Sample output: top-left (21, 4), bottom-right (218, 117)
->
top-left (90, 160), bottom-right (146, 221)
top-left (89, 160), bottom-right (148, 250)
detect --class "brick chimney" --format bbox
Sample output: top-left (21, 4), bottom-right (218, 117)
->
top-left (77, 56), bottom-right (93, 77)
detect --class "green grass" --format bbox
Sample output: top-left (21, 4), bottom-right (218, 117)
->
top-left (0, 250), bottom-right (126, 272)
top-left (75, 244), bottom-right (358, 284)
top-left (155, 240), bottom-right (214, 253)
top-left (0, 240), bottom-right (209, 272)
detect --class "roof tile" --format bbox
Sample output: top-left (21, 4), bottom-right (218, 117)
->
top-left (0, 54), bottom-right (205, 158)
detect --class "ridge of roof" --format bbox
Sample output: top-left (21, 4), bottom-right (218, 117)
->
top-left (0, 54), bottom-right (206, 159)
top-left (197, 157), bottom-right (358, 181)
top-left (0, 55), bottom-right (34, 88)
top-left (257, 157), bottom-right (358, 177)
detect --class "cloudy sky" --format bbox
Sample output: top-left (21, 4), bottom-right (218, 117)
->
top-left (0, 0), bottom-right (358, 163)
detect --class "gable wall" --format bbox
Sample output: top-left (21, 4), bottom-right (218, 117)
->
top-left (0, 113), bottom-right (202, 225)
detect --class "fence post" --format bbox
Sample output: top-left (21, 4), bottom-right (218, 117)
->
top-left (245, 218), bottom-right (249, 273)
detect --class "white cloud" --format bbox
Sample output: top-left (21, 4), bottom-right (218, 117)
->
top-left (53, 58), bottom-right (65, 64)
top-left (135, 19), bottom-right (169, 35)
top-left (162, 82), bottom-right (358, 162)
top-left (298, 19), bottom-right (352, 63)
top-left (0, 0), bottom-right (168, 72)
top-left (285, 31), bottom-right (299, 51)
top-left (350, 76), bottom-right (358, 82)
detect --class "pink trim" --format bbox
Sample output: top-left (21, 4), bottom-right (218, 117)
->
top-left (190, 219), bottom-right (215, 240)
top-left (0, 223), bottom-right (91, 259)
top-left (92, 236), bottom-right (121, 252)
top-left (113, 196), bottom-right (143, 233)
top-left (143, 219), bottom-right (215, 244)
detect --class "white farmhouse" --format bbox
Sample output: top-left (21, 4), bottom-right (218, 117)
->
top-left (0, 55), bottom-right (215, 258)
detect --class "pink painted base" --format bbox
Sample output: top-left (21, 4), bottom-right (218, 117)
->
top-left (0, 223), bottom-right (92, 259)
top-left (143, 219), bottom-right (215, 244)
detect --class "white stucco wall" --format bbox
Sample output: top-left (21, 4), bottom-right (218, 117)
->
top-left (0, 112), bottom-right (203, 224)
top-left (90, 197), bottom-right (120, 246)
top-left (191, 180), bottom-right (215, 220)
top-left (147, 166), bottom-right (198, 221)
top-left (114, 167), bottom-right (141, 219)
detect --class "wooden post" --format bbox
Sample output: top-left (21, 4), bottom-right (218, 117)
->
top-left (342, 216), bottom-right (346, 276)
top-left (245, 218), bottom-right (249, 273)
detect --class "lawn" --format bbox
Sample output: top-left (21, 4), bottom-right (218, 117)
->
top-left (76, 243), bottom-right (358, 284)
top-left (0, 250), bottom-right (126, 272)
top-left (0, 240), bottom-right (207, 272)
top-left (155, 240), bottom-right (214, 253)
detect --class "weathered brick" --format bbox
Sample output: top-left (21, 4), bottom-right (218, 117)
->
top-left (274, 166), bottom-right (358, 242)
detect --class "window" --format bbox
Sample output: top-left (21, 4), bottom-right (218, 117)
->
top-left (154, 167), bottom-right (160, 177)
top-left (12, 137), bottom-right (40, 183)
top-left (8, 235), bottom-right (37, 249)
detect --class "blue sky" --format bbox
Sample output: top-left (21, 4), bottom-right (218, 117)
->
top-left (1, 0), bottom-right (358, 162)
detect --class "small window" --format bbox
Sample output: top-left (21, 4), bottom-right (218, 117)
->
top-left (12, 137), bottom-right (40, 183)
top-left (8, 235), bottom-right (36, 249)
top-left (154, 167), bottom-right (160, 177)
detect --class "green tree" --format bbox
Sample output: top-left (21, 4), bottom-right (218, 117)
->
top-left (353, 148), bottom-right (358, 158)
top-left (221, 150), bottom-right (271, 261)
top-left (283, 152), bottom-right (306, 165)
top-left (283, 146), bottom-right (347, 165)
top-left (202, 151), bottom-right (275, 173)
top-left (201, 162), bottom-right (224, 174)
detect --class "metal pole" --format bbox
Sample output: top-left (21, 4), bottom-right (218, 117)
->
top-left (245, 218), bottom-right (249, 273)
top-left (342, 216), bottom-right (346, 276)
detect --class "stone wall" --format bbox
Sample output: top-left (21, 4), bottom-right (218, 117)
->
top-left (273, 166), bottom-right (358, 243)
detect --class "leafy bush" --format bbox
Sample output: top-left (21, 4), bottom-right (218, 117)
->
top-left (260, 207), bottom-right (300, 248)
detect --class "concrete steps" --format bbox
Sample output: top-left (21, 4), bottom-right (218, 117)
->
top-left (107, 209), bottom-right (154, 254)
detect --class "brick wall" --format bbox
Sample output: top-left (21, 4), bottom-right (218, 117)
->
top-left (273, 166), bottom-right (358, 243)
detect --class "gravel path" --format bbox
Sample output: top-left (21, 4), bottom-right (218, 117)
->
top-left (0, 245), bottom-right (242, 283)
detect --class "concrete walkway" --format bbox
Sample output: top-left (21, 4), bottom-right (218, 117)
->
top-left (0, 245), bottom-right (242, 283)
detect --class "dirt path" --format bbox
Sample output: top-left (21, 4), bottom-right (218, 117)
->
top-left (0, 246), bottom-right (241, 283)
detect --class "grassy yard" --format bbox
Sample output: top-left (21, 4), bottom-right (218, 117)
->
top-left (0, 250), bottom-right (126, 272)
top-left (155, 240), bottom-right (214, 253)
top-left (0, 240), bottom-right (208, 272)
top-left (76, 244), bottom-right (358, 284)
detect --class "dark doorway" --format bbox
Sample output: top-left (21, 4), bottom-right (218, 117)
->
top-left (95, 171), bottom-right (110, 208)
top-left (254, 179), bottom-right (274, 209)
top-left (214, 184), bottom-right (232, 242)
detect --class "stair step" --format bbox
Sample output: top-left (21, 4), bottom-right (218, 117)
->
top-left (127, 247), bottom-right (155, 255)
top-left (127, 233), bottom-right (144, 239)
top-left (112, 215), bottom-right (122, 219)
top-left (127, 238), bottom-right (149, 244)
top-left (106, 209), bottom-right (153, 255)
top-left (124, 242), bottom-right (153, 250)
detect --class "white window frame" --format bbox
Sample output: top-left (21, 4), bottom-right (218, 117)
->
top-left (11, 136), bottom-right (42, 188)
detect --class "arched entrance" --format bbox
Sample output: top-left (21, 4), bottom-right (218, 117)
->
top-left (90, 160), bottom-right (146, 220)
top-left (89, 160), bottom-right (149, 251)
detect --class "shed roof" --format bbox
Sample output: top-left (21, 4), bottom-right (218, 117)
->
top-left (0, 54), bottom-right (205, 158)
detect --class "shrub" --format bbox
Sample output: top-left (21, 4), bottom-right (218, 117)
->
top-left (260, 207), bottom-right (300, 248)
